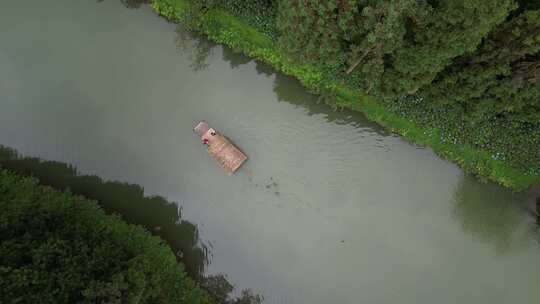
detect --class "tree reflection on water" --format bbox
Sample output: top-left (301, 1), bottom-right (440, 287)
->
top-left (452, 173), bottom-right (538, 254)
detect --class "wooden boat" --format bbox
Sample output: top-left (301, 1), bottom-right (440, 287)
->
top-left (193, 121), bottom-right (247, 175)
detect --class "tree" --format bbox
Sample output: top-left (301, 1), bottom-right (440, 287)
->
top-left (276, 0), bottom-right (515, 100)
top-left (344, 0), bottom-right (431, 93)
top-left (277, 0), bottom-right (358, 67)
top-left (427, 9), bottom-right (540, 123)
top-left (0, 169), bottom-right (210, 304)
top-left (381, 0), bottom-right (516, 98)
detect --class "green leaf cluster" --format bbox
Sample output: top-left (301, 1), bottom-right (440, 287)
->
top-left (0, 169), bottom-right (212, 304)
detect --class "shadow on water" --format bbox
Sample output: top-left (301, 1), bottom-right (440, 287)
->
top-left (222, 46), bottom-right (252, 69)
top-left (175, 25), bottom-right (393, 138)
top-left (175, 26), bottom-right (217, 72)
top-left (97, 0), bottom-right (147, 9)
top-left (221, 46), bottom-right (393, 136)
top-left (451, 174), bottom-right (540, 253)
top-left (271, 72), bottom-right (391, 136)
top-left (0, 145), bottom-right (263, 303)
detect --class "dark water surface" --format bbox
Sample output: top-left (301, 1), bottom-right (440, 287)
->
top-left (1, 1), bottom-right (539, 303)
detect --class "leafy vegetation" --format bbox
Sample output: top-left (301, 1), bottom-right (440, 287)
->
top-left (214, 0), bottom-right (278, 40)
top-left (0, 146), bottom-right (208, 279)
top-left (0, 168), bottom-right (212, 304)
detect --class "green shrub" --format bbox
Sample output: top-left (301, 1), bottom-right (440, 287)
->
top-left (215, 0), bottom-right (278, 40)
top-left (0, 169), bottom-right (211, 304)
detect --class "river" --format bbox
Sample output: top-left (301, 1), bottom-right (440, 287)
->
top-left (1, 1), bottom-right (539, 303)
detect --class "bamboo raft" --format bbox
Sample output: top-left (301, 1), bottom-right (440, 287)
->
top-left (193, 121), bottom-right (247, 175)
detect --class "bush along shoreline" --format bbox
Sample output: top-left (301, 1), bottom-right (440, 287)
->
top-left (147, 0), bottom-right (540, 192)
top-left (0, 168), bottom-right (213, 304)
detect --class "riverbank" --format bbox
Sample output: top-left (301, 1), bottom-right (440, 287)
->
top-left (0, 146), bottom-right (262, 304)
top-left (0, 168), bottom-right (212, 303)
top-left (149, 0), bottom-right (539, 191)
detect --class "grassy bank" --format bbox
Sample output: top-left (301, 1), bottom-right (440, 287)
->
top-left (150, 0), bottom-right (539, 191)
top-left (0, 168), bottom-right (212, 303)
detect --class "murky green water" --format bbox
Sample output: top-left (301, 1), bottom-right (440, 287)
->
top-left (1, 1), bottom-right (539, 303)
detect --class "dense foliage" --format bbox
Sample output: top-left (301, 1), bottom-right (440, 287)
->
top-left (395, 6), bottom-right (540, 174)
top-left (276, 0), bottom-right (516, 95)
top-left (0, 169), bottom-right (211, 304)
top-left (428, 9), bottom-right (540, 123)
top-left (274, 1), bottom-right (539, 140)
top-left (276, 0), bottom-right (540, 178)
top-left (215, 0), bottom-right (278, 39)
